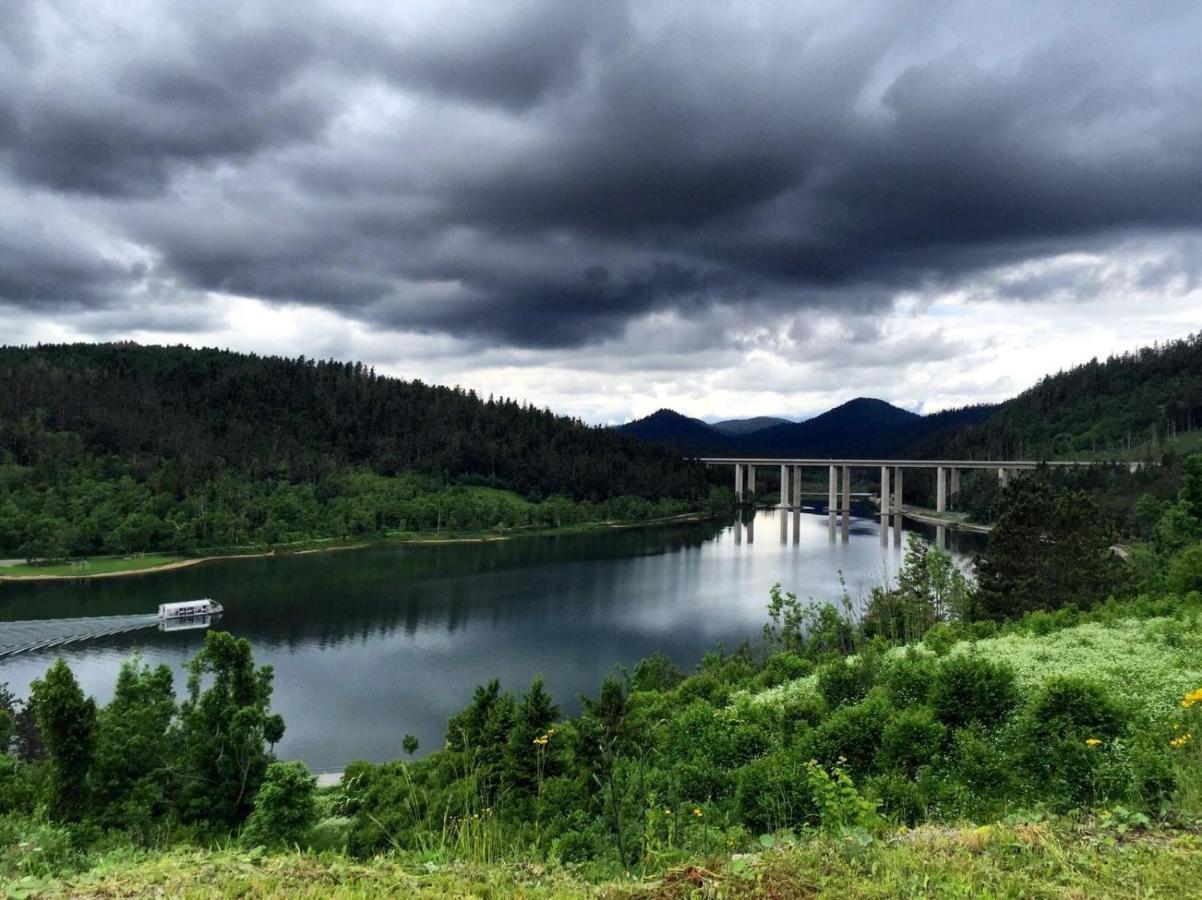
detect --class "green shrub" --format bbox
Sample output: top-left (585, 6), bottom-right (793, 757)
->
top-left (777, 692), bottom-right (826, 744)
top-left (629, 653), bottom-right (684, 693)
top-left (816, 651), bottom-right (881, 710)
top-left (1167, 544), bottom-right (1202, 594)
top-left (883, 649), bottom-right (937, 708)
top-left (878, 707), bottom-right (946, 778)
top-left (734, 751), bottom-right (819, 833)
top-left (866, 773), bottom-right (926, 825)
top-left (754, 652), bottom-right (814, 690)
top-left (807, 696), bottom-right (893, 776)
top-left (306, 815), bottom-right (352, 852)
top-left (930, 654), bottom-right (1018, 730)
top-left (943, 725), bottom-right (1018, 815)
top-left (0, 755), bottom-right (37, 814)
top-left (242, 761), bottom-right (319, 848)
top-left (1016, 677), bottom-right (1130, 806)
top-left (922, 623), bottom-right (957, 656)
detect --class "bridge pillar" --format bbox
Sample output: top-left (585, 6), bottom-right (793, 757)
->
top-left (879, 465), bottom-right (891, 545)
top-left (748, 465), bottom-right (757, 500)
top-left (780, 464), bottom-right (789, 508)
top-left (950, 467), bottom-right (961, 505)
top-left (998, 467), bottom-right (1009, 486)
top-left (828, 465), bottom-right (838, 542)
top-left (893, 466), bottom-right (903, 546)
top-left (841, 464), bottom-right (850, 542)
top-left (734, 464), bottom-right (743, 501)
top-left (936, 465), bottom-right (947, 512)
top-left (793, 465), bottom-right (802, 507)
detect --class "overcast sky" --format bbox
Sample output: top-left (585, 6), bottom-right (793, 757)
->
top-left (2, 1), bottom-right (1201, 424)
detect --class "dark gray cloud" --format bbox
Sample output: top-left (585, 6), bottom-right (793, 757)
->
top-left (2, 0), bottom-right (1202, 349)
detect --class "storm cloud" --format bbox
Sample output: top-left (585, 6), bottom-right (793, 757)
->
top-left (2, 1), bottom-right (1201, 417)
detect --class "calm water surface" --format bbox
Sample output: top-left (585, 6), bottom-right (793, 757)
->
top-left (0, 506), bottom-right (979, 770)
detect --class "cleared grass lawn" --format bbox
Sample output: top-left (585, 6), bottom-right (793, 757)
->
top-left (18, 824), bottom-right (1202, 898)
top-left (753, 610), bottom-right (1202, 723)
top-left (0, 554), bottom-right (182, 578)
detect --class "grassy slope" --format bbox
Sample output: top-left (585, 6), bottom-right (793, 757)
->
top-left (12, 604), bottom-right (1202, 898)
top-left (753, 610), bottom-right (1202, 725)
top-left (18, 824), bottom-right (1202, 898)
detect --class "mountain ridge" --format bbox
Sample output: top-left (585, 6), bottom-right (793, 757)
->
top-left (618, 397), bottom-right (995, 458)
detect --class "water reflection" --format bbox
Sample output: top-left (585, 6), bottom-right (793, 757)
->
top-left (0, 506), bottom-right (981, 769)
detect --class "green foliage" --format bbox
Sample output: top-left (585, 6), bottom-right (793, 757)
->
top-left (976, 471), bottom-right (1128, 619)
top-left (763, 583), bottom-right (857, 659)
top-left (90, 658), bottom-right (177, 835)
top-left (807, 696), bottom-right (892, 777)
top-left (733, 750), bottom-right (817, 832)
top-left (1181, 454), bottom-right (1202, 519)
top-left (178, 631), bottom-right (285, 827)
top-left (1016, 677), bottom-right (1129, 806)
top-left (30, 659), bottom-right (97, 821)
top-left (402, 734), bottom-right (419, 756)
top-left (1167, 543), bottom-right (1202, 594)
top-left (501, 677), bottom-right (560, 796)
top-left (864, 536), bottom-right (975, 640)
top-left (242, 762), bottom-right (319, 848)
top-left (816, 650), bottom-right (880, 710)
top-left (929, 654), bottom-right (1018, 731)
top-left (878, 707), bottom-right (946, 779)
top-left (882, 649), bottom-right (937, 707)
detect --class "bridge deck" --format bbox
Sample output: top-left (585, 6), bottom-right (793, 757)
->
top-left (699, 457), bottom-right (1101, 468)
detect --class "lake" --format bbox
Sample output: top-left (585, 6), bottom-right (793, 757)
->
top-left (0, 505), bottom-right (980, 770)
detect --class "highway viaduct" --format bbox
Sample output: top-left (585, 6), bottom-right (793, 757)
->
top-left (699, 458), bottom-right (1111, 546)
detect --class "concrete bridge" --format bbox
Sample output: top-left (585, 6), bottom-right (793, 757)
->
top-left (700, 457), bottom-right (1100, 546)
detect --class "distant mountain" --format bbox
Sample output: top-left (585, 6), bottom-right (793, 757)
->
top-left (742, 398), bottom-right (920, 457)
top-left (617, 409), bottom-right (733, 454)
top-left (710, 416), bottom-right (793, 435)
top-left (617, 397), bottom-right (999, 458)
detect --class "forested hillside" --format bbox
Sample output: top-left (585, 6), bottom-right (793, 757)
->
top-left (0, 344), bottom-right (709, 559)
top-left (917, 334), bottom-right (1202, 460)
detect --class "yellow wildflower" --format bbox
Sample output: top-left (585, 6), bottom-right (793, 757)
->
top-left (1085, 737), bottom-right (1102, 747)
top-left (664, 809), bottom-right (672, 816)
top-left (1182, 688), bottom-right (1202, 709)
top-left (1170, 733), bottom-right (1193, 749)
top-left (693, 807), bottom-right (703, 818)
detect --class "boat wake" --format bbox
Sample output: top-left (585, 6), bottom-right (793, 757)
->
top-left (0, 612), bottom-right (208, 659)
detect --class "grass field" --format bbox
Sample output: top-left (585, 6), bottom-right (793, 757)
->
top-left (13, 822), bottom-right (1201, 898)
top-left (0, 554), bottom-right (183, 579)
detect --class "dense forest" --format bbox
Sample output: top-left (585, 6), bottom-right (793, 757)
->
top-left (917, 333), bottom-right (1202, 460)
top-left (0, 344), bottom-right (712, 560)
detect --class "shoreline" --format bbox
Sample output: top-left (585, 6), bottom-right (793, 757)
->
top-left (0, 512), bottom-right (713, 584)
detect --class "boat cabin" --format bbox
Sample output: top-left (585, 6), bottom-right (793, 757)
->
top-left (158, 599), bottom-right (216, 620)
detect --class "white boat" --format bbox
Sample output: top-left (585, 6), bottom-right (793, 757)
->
top-left (157, 598), bottom-right (224, 620)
